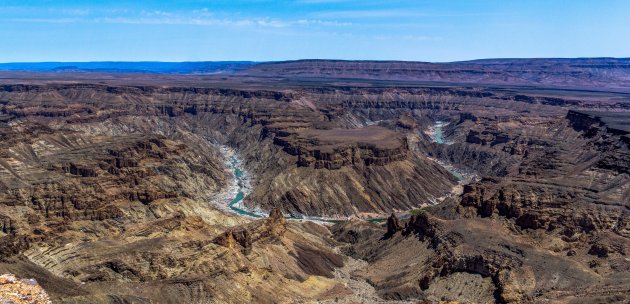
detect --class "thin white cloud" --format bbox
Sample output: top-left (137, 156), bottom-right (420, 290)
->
top-left (296, 0), bottom-right (389, 4)
top-left (295, 19), bottom-right (352, 26)
top-left (2, 7), bottom-right (354, 29)
top-left (59, 8), bottom-right (91, 16)
top-left (95, 16), bottom-right (290, 28)
top-left (96, 16), bottom-right (348, 28)
top-left (297, 0), bottom-right (356, 3)
top-left (6, 14), bottom-right (351, 29)
top-left (6, 18), bottom-right (81, 24)
top-left (374, 34), bottom-right (443, 41)
top-left (139, 10), bottom-right (175, 17)
top-left (313, 9), bottom-right (512, 19)
top-left (314, 9), bottom-right (428, 18)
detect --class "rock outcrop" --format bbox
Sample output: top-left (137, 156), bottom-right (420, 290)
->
top-left (0, 274), bottom-right (51, 304)
top-left (274, 126), bottom-right (409, 169)
top-left (385, 213), bottom-right (402, 237)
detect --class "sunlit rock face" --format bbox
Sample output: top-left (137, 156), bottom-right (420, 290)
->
top-left (0, 273), bottom-right (51, 304)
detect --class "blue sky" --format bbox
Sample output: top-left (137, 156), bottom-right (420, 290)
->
top-left (1, 0), bottom-right (629, 62)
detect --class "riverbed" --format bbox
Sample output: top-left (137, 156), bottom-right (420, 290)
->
top-left (209, 145), bottom-right (265, 218)
top-left (424, 121), bottom-right (479, 201)
top-left (426, 121), bottom-right (449, 144)
top-left (212, 145), bottom-right (349, 223)
top-left (212, 123), bottom-right (477, 222)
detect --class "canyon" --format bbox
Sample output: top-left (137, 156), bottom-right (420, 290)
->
top-left (0, 59), bottom-right (629, 303)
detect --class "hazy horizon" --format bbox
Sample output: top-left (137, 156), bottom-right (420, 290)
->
top-left (2, 57), bottom-right (630, 65)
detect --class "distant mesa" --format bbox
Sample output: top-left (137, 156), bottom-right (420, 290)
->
top-left (2, 58), bottom-right (630, 89)
top-left (0, 61), bottom-right (256, 74)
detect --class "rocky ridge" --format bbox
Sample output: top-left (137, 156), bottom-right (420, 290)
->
top-left (0, 73), bottom-right (629, 303)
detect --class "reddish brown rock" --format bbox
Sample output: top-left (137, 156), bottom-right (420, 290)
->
top-left (385, 213), bottom-right (402, 237)
top-left (0, 274), bottom-right (51, 304)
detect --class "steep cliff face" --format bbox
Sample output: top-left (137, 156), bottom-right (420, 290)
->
top-left (273, 126), bottom-right (409, 169)
top-left (437, 110), bottom-right (630, 302)
top-left (3, 81), bottom-right (628, 219)
top-left (567, 110), bottom-right (630, 135)
top-left (458, 110), bottom-right (630, 222)
top-left (460, 178), bottom-right (628, 234)
top-left (0, 120), bottom-right (231, 260)
top-left (0, 104), bottom-right (352, 302)
top-left (1, 75), bottom-right (629, 303)
top-left (0, 81), bottom-right (463, 302)
top-left (566, 110), bottom-right (630, 174)
top-left (2, 206), bottom-right (348, 303)
top-left (245, 151), bottom-right (457, 217)
top-left (327, 103), bottom-right (630, 303)
top-left (333, 206), bottom-right (628, 304)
